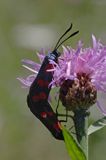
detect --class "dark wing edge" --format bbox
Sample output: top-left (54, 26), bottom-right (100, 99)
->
top-left (27, 95), bottom-right (64, 140)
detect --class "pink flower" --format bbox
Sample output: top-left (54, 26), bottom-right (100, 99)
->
top-left (17, 49), bottom-right (46, 88)
top-left (18, 35), bottom-right (106, 115)
top-left (48, 35), bottom-right (106, 114)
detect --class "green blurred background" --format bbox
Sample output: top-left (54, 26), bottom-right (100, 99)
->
top-left (0, 0), bottom-right (106, 160)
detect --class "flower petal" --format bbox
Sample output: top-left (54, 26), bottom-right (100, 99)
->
top-left (92, 34), bottom-right (97, 49)
top-left (22, 59), bottom-right (41, 71)
top-left (96, 100), bottom-right (106, 116)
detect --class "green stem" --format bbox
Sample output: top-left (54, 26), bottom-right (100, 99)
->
top-left (73, 109), bottom-right (89, 160)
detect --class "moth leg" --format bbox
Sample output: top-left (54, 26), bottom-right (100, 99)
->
top-left (56, 98), bottom-right (73, 122)
top-left (58, 109), bottom-right (69, 123)
top-left (56, 96), bottom-right (59, 115)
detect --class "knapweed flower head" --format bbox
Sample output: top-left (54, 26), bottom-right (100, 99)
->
top-left (18, 35), bottom-right (106, 115)
top-left (49, 35), bottom-right (106, 113)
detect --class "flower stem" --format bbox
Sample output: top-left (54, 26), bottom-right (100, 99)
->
top-left (73, 109), bottom-right (89, 160)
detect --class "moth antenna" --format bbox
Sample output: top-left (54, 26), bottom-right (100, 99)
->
top-left (54, 23), bottom-right (73, 50)
top-left (55, 30), bottom-right (79, 50)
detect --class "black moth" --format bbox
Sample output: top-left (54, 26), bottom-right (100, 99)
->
top-left (27, 24), bottom-right (79, 140)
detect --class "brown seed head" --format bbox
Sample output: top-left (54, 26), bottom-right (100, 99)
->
top-left (59, 73), bottom-right (97, 111)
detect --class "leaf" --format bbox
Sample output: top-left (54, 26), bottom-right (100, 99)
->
top-left (88, 116), bottom-right (106, 135)
top-left (62, 126), bottom-right (86, 160)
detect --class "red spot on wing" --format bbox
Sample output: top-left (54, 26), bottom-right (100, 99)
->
top-left (45, 64), bottom-right (53, 70)
top-left (37, 79), bottom-right (49, 88)
top-left (53, 122), bottom-right (61, 132)
top-left (41, 112), bottom-right (47, 118)
top-left (41, 112), bottom-right (54, 119)
top-left (37, 79), bottom-right (44, 87)
top-left (32, 92), bottom-right (47, 101)
top-left (39, 92), bottom-right (47, 100)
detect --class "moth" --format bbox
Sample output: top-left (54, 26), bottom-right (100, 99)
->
top-left (27, 24), bottom-right (79, 140)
